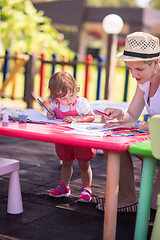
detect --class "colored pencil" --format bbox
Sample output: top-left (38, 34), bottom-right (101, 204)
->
top-left (95, 109), bottom-right (111, 117)
top-left (9, 115), bottom-right (16, 122)
top-left (37, 98), bottom-right (55, 118)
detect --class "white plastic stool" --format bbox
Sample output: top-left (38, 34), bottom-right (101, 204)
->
top-left (0, 158), bottom-right (23, 214)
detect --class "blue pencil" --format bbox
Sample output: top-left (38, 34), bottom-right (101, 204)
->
top-left (37, 98), bottom-right (55, 119)
top-left (137, 129), bottom-right (149, 133)
top-left (9, 115), bottom-right (16, 122)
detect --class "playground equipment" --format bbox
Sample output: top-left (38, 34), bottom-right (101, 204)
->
top-left (0, 51), bottom-right (129, 109)
top-left (0, 53), bottom-right (29, 98)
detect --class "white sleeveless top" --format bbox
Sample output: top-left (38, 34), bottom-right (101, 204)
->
top-left (139, 81), bottom-right (160, 116)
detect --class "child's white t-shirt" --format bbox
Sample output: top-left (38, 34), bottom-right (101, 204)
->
top-left (138, 81), bottom-right (160, 116)
top-left (50, 96), bottom-right (91, 116)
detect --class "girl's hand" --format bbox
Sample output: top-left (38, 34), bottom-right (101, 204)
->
top-left (62, 116), bottom-right (74, 123)
top-left (103, 120), bottom-right (137, 129)
top-left (47, 109), bottom-right (56, 119)
top-left (103, 108), bottom-right (123, 121)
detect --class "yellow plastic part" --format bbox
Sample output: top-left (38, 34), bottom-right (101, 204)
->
top-left (149, 114), bottom-right (160, 159)
top-left (149, 115), bottom-right (160, 240)
top-left (151, 194), bottom-right (160, 240)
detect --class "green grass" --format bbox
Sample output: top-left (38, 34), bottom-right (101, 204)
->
top-left (0, 61), bottom-right (137, 109)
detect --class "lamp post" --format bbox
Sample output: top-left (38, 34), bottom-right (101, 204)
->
top-left (102, 14), bottom-right (123, 99)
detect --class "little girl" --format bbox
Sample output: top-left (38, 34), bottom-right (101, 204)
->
top-left (47, 71), bottom-right (96, 202)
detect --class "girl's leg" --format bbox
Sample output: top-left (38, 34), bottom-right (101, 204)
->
top-left (61, 160), bottom-right (74, 187)
top-left (78, 161), bottom-right (92, 202)
top-left (78, 161), bottom-right (92, 188)
top-left (151, 167), bottom-right (160, 210)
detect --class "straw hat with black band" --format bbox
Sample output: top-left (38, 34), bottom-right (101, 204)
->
top-left (116, 32), bottom-right (160, 62)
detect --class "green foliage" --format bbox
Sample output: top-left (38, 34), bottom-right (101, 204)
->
top-left (149, 0), bottom-right (160, 9)
top-left (87, 0), bottom-right (138, 7)
top-left (1, 0), bottom-right (74, 58)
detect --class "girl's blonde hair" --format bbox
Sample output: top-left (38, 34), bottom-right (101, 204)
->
top-left (48, 71), bottom-right (80, 101)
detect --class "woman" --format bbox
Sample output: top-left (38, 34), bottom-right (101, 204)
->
top-left (93, 32), bottom-right (160, 211)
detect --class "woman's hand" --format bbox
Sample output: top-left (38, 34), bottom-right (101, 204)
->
top-left (103, 120), bottom-right (137, 129)
top-left (103, 108), bottom-right (124, 121)
top-left (47, 109), bottom-right (56, 119)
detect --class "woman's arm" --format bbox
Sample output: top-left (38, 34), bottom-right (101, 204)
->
top-left (126, 84), bottom-right (145, 121)
top-left (103, 85), bottom-right (148, 129)
top-left (104, 85), bottom-right (145, 121)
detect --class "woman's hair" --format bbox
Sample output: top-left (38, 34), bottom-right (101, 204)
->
top-left (125, 60), bottom-right (156, 68)
top-left (144, 60), bottom-right (155, 66)
top-left (48, 71), bottom-right (80, 101)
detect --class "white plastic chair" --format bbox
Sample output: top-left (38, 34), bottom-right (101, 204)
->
top-left (0, 158), bottom-right (23, 214)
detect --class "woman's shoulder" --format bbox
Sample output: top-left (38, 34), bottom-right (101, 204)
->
top-left (138, 81), bottom-right (150, 91)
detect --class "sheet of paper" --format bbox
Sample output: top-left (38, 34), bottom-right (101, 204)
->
top-left (64, 129), bottom-right (108, 137)
top-left (69, 122), bottom-right (118, 131)
top-left (23, 109), bottom-right (62, 123)
top-left (69, 122), bottom-right (106, 131)
top-left (63, 122), bottom-right (117, 136)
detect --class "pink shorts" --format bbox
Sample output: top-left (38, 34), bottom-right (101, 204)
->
top-left (55, 143), bottom-right (96, 162)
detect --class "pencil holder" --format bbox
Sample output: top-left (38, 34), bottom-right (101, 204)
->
top-left (2, 111), bottom-right (9, 122)
top-left (19, 114), bottom-right (28, 123)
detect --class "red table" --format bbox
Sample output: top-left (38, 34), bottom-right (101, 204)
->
top-left (0, 121), bottom-right (150, 240)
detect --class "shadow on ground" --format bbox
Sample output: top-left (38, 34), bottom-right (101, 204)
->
top-left (0, 136), bottom-right (156, 240)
